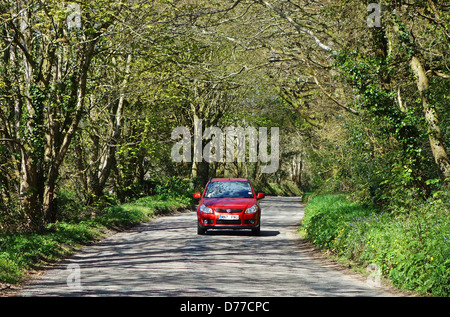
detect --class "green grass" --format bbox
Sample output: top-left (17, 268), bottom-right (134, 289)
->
top-left (301, 194), bottom-right (450, 297)
top-left (0, 194), bottom-right (193, 285)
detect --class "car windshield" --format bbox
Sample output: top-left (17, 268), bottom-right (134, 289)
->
top-left (204, 181), bottom-right (254, 198)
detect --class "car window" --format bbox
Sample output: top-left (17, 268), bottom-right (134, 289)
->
top-left (204, 181), bottom-right (254, 198)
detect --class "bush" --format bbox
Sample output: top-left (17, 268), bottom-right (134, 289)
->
top-left (302, 194), bottom-right (450, 296)
top-left (0, 257), bottom-right (23, 284)
top-left (152, 176), bottom-right (194, 200)
top-left (56, 189), bottom-right (95, 222)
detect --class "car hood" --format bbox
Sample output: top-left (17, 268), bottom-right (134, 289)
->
top-left (202, 197), bottom-right (256, 208)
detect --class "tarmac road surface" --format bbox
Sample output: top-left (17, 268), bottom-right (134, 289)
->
top-left (20, 196), bottom-right (403, 297)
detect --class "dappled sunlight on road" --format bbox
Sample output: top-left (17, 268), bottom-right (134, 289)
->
top-left (20, 197), bottom-right (400, 297)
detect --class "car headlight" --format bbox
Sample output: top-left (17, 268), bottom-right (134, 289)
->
top-left (199, 204), bottom-right (213, 214)
top-left (245, 204), bottom-right (258, 214)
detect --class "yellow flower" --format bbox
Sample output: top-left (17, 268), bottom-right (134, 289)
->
top-left (430, 257), bottom-right (434, 261)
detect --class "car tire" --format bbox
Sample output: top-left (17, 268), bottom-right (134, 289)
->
top-left (197, 223), bottom-right (207, 235)
top-left (252, 226), bottom-right (260, 236)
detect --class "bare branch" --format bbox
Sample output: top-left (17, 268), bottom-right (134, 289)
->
top-left (257, 0), bottom-right (337, 55)
top-left (426, 69), bottom-right (450, 79)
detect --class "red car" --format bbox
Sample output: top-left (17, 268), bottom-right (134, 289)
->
top-left (193, 178), bottom-right (264, 235)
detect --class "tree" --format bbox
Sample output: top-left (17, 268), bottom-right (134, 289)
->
top-left (245, 0), bottom-right (450, 195)
top-left (0, 0), bottom-right (122, 229)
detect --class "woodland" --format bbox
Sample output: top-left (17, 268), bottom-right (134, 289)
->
top-left (0, 0), bottom-right (448, 234)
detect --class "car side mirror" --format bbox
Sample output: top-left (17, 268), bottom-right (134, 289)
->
top-left (193, 192), bottom-right (201, 199)
top-left (257, 193), bottom-right (265, 199)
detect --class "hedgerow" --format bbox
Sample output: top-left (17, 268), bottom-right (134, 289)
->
top-left (301, 194), bottom-right (449, 296)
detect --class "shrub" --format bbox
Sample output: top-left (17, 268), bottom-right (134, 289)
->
top-left (0, 257), bottom-right (24, 284)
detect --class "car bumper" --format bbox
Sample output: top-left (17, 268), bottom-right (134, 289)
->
top-left (198, 223), bottom-right (259, 230)
top-left (198, 212), bottom-right (260, 229)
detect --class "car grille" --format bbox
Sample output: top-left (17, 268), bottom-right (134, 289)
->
top-left (215, 208), bottom-right (243, 213)
top-left (216, 220), bottom-right (242, 225)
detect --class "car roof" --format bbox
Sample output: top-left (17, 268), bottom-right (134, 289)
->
top-left (210, 178), bottom-right (249, 182)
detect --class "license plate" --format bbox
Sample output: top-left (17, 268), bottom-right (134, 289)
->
top-left (218, 214), bottom-right (239, 220)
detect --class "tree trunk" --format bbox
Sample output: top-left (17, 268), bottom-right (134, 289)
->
top-left (20, 151), bottom-right (44, 230)
top-left (42, 41), bottom-right (96, 222)
top-left (16, 3), bottom-right (45, 230)
top-left (410, 56), bottom-right (450, 181)
top-left (97, 54), bottom-right (132, 194)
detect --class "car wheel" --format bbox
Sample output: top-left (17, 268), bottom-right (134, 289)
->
top-left (252, 226), bottom-right (260, 236)
top-left (197, 223), bottom-right (206, 235)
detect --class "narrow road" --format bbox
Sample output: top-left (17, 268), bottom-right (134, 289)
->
top-left (20, 197), bottom-right (401, 296)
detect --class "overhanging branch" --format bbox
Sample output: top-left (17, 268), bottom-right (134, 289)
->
top-left (257, 0), bottom-right (337, 55)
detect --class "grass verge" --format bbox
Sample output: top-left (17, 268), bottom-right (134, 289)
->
top-left (300, 194), bottom-right (449, 297)
top-left (0, 194), bottom-right (193, 285)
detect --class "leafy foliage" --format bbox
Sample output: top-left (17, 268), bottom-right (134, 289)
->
top-left (302, 194), bottom-right (450, 296)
